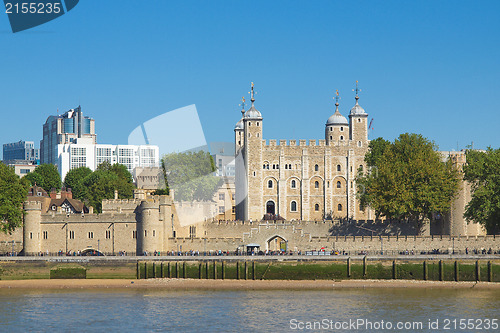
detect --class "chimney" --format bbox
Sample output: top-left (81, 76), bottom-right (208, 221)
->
top-left (65, 188), bottom-right (73, 199)
top-left (50, 188), bottom-right (57, 199)
top-left (114, 189), bottom-right (118, 200)
top-left (88, 206), bottom-right (94, 214)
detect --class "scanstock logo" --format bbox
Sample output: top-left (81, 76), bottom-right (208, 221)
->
top-left (4, 0), bottom-right (79, 33)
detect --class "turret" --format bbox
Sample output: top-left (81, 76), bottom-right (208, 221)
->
top-left (325, 90), bottom-right (349, 145)
top-left (234, 97), bottom-right (246, 154)
top-left (23, 201), bottom-right (42, 255)
top-left (348, 81), bottom-right (368, 144)
top-left (137, 199), bottom-right (163, 255)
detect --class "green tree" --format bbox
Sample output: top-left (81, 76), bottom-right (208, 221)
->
top-left (24, 164), bottom-right (61, 193)
top-left (161, 151), bottom-right (221, 201)
top-left (81, 162), bottom-right (134, 212)
top-left (63, 166), bottom-right (93, 200)
top-left (463, 148), bottom-right (500, 234)
top-left (0, 163), bottom-right (29, 233)
top-left (364, 137), bottom-right (391, 167)
top-left (357, 133), bottom-right (459, 231)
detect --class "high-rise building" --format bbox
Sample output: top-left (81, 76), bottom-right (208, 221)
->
top-left (3, 140), bottom-right (39, 163)
top-left (40, 106), bottom-right (96, 165)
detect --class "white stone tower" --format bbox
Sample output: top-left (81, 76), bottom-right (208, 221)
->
top-left (23, 201), bottom-right (42, 255)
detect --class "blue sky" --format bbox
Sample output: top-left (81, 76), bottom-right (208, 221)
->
top-left (1, 0), bottom-right (499, 158)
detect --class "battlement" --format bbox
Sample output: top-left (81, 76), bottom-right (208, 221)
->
top-left (40, 211), bottom-right (136, 223)
top-left (262, 139), bottom-right (342, 148)
top-left (24, 201), bottom-right (42, 211)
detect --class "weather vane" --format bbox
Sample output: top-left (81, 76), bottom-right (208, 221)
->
top-left (334, 89), bottom-right (340, 106)
top-left (249, 82), bottom-right (256, 103)
top-left (239, 96), bottom-right (246, 115)
top-left (353, 80), bottom-right (361, 100)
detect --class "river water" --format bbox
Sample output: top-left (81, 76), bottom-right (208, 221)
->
top-left (0, 288), bottom-right (498, 332)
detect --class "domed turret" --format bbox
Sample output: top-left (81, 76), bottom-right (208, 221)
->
top-left (235, 118), bottom-right (244, 130)
top-left (349, 100), bottom-right (366, 116)
top-left (325, 90), bottom-right (349, 144)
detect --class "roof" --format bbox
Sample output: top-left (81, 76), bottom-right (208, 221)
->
top-left (49, 198), bottom-right (86, 213)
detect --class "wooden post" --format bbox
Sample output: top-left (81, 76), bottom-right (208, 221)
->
top-left (439, 260), bottom-right (443, 281)
top-left (152, 262), bottom-right (156, 278)
top-left (423, 261), bottom-right (428, 281)
top-left (167, 262), bottom-right (171, 278)
top-left (347, 257), bottom-right (351, 278)
top-left (475, 260), bottom-right (480, 282)
top-left (183, 262), bottom-right (186, 279)
top-left (252, 261), bottom-right (256, 280)
top-left (161, 262), bottom-right (164, 278)
top-left (392, 260), bottom-right (397, 279)
top-left (454, 261), bottom-right (459, 282)
top-left (236, 261), bottom-right (240, 280)
top-left (205, 262), bottom-right (209, 279)
top-left (144, 262), bottom-right (148, 279)
top-left (136, 261), bottom-right (140, 279)
top-left (222, 261), bottom-right (225, 280)
top-left (199, 263), bottom-right (202, 279)
top-left (487, 261), bottom-right (492, 282)
top-left (175, 262), bottom-right (179, 278)
top-left (363, 256), bottom-right (367, 278)
top-left (213, 261), bottom-right (217, 280)
top-left (244, 261), bottom-right (248, 280)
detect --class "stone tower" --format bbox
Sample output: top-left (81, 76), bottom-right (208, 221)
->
top-left (325, 90), bottom-right (349, 145)
top-left (234, 97), bottom-right (246, 155)
top-left (137, 199), bottom-right (163, 254)
top-left (348, 82), bottom-right (368, 143)
top-left (23, 201), bottom-right (42, 255)
top-left (243, 82), bottom-right (263, 220)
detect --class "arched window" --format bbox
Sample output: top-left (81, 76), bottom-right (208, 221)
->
top-left (359, 165), bottom-right (363, 171)
top-left (338, 204), bottom-right (342, 211)
top-left (285, 164), bottom-right (288, 170)
top-left (340, 135), bottom-right (344, 140)
top-left (340, 126), bottom-right (344, 132)
top-left (291, 180), bottom-right (296, 188)
top-left (330, 127), bottom-right (332, 132)
top-left (314, 203), bottom-right (320, 211)
top-left (289, 164), bottom-right (292, 169)
top-left (330, 136), bottom-right (333, 140)
top-left (337, 181), bottom-right (341, 189)
top-left (337, 164), bottom-right (341, 172)
top-left (315, 181), bottom-right (319, 188)
top-left (268, 180), bottom-right (273, 188)
top-left (291, 201), bottom-right (297, 212)
top-left (314, 164), bottom-right (319, 171)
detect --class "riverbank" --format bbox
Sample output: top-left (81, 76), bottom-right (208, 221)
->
top-left (0, 278), bottom-right (499, 290)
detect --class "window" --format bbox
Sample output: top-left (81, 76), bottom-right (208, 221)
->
top-left (144, 230), bottom-right (147, 237)
top-left (285, 164), bottom-right (288, 169)
top-left (337, 164), bottom-right (341, 172)
top-left (337, 181), bottom-right (341, 188)
top-left (133, 230), bottom-right (137, 239)
top-left (43, 231), bottom-right (48, 239)
top-left (69, 231), bottom-right (75, 239)
top-left (106, 230), bottom-right (111, 239)
top-left (327, 181), bottom-right (330, 188)
top-left (359, 165), bottom-right (364, 171)
top-left (315, 181), bottom-right (319, 189)
top-left (291, 201), bottom-right (297, 212)
top-left (153, 230), bottom-right (155, 237)
top-left (256, 122), bottom-right (260, 126)
top-left (340, 136), bottom-right (344, 140)
top-left (289, 164), bottom-right (292, 169)
top-left (358, 118), bottom-right (361, 122)
top-left (340, 126), bottom-right (344, 132)
top-left (232, 194), bottom-right (235, 200)
top-left (189, 226), bottom-right (196, 238)
top-left (338, 204), bottom-right (343, 211)
top-left (314, 204), bottom-right (320, 211)
top-left (219, 193), bottom-right (225, 200)
top-left (357, 141), bottom-right (362, 147)
top-left (268, 180), bottom-right (273, 188)
top-left (291, 180), bottom-right (296, 188)
top-left (314, 164), bottom-right (319, 171)
top-left (232, 206), bottom-right (236, 213)
top-left (219, 206), bottom-right (225, 213)
top-left (330, 127), bottom-right (332, 132)
top-left (330, 136), bottom-right (333, 140)
top-left (88, 232), bottom-right (94, 239)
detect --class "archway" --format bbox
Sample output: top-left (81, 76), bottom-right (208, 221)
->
top-left (266, 200), bottom-right (275, 215)
top-left (267, 235), bottom-right (287, 252)
top-left (80, 248), bottom-right (104, 256)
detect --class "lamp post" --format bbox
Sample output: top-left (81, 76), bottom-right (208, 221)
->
top-left (452, 237), bottom-right (455, 255)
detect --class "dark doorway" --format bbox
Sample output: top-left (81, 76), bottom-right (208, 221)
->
top-left (266, 201), bottom-right (275, 215)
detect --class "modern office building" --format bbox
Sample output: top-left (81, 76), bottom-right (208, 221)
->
top-left (3, 140), bottom-right (39, 163)
top-left (210, 142), bottom-right (235, 177)
top-left (57, 139), bottom-right (159, 181)
top-left (40, 106), bottom-right (96, 165)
